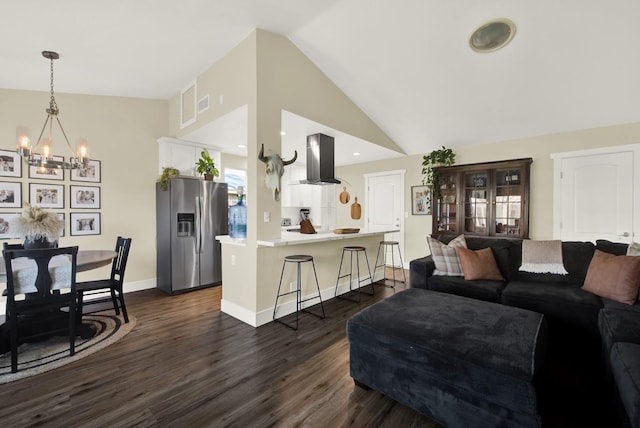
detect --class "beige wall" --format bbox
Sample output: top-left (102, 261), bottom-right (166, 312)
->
top-left (336, 121), bottom-right (640, 264)
top-left (0, 88), bottom-right (168, 286)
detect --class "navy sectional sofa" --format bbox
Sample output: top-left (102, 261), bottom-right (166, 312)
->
top-left (409, 236), bottom-right (640, 427)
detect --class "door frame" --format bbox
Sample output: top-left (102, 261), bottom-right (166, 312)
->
top-left (364, 169), bottom-right (406, 267)
top-left (551, 143), bottom-right (640, 240)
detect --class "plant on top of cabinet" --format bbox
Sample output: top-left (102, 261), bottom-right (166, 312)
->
top-left (196, 149), bottom-right (219, 181)
top-left (422, 146), bottom-right (456, 190)
top-left (158, 167), bottom-right (180, 191)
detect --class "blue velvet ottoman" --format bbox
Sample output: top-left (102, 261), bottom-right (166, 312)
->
top-left (347, 288), bottom-right (547, 428)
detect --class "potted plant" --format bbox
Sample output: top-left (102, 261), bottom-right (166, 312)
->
top-left (158, 167), bottom-right (180, 191)
top-left (196, 149), bottom-right (219, 181)
top-left (421, 146), bottom-right (456, 191)
top-left (13, 202), bottom-right (64, 248)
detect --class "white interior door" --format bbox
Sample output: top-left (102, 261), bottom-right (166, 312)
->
top-left (365, 170), bottom-right (405, 266)
top-left (555, 150), bottom-right (634, 243)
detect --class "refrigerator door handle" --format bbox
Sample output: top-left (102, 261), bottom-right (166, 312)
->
top-left (195, 196), bottom-right (202, 254)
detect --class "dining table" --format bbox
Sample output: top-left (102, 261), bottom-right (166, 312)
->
top-left (0, 249), bottom-right (118, 352)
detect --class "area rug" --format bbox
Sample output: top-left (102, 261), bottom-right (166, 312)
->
top-left (0, 313), bottom-right (136, 384)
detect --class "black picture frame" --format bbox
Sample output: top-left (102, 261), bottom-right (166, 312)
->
top-left (0, 150), bottom-right (22, 178)
top-left (70, 185), bottom-right (100, 209)
top-left (71, 159), bottom-right (101, 183)
top-left (70, 212), bottom-right (101, 236)
top-left (28, 155), bottom-right (65, 181)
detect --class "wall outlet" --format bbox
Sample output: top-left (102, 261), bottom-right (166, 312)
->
top-left (231, 255), bottom-right (236, 265)
top-left (264, 211), bottom-right (271, 222)
top-left (289, 281), bottom-right (296, 292)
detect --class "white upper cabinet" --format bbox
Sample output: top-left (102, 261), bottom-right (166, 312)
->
top-left (158, 137), bottom-right (220, 177)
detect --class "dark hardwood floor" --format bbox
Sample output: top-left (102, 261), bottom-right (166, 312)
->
top-left (0, 274), bottom-right (440, 427)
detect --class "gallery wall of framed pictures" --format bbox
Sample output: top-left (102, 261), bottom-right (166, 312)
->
top-left (0, 150), bottom-right (103, 239)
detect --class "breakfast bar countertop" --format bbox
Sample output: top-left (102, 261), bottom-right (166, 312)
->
top-left (217, 228), bottom-right (399, 247)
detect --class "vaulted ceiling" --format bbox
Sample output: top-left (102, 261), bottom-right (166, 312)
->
top-left (3, 0), bottom-right (640, 158)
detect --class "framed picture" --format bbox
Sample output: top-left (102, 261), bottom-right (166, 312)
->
top-left (71, 159), bottom-right (101, 183)
top-left (0, 181), bottom-right (22, 208)
top-left (29, 183), bottom-right (64, 208)
top-left (70, 212), bottom-right (101, 236)
top-left (0, 213), bottom-right (21, 239)
top-left (0, 150), bottom-right (22, 178)
top-left (56, 213), bottom-right (65, 237)
top-left (70, 185), bottom-right (100, 209)
top-left (28, 155), bottom-right (64, 180)
top-left (412, 185), bottom-right (432, 215)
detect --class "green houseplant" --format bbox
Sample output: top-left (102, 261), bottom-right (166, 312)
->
top-left (158, 167), bottom-right (180, 191)
top-left (196, 149), bottom-right (219, 181)
top-left (14, 202), bottom-right (64, 248)
top-left (421, 146), bottom-right (456, 191)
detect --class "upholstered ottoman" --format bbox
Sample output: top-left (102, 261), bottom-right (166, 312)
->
top-left (347, 289), bottom-right (547, 428)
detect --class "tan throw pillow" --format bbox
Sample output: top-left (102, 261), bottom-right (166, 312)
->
top-left (582, 250), bottom-right (640, 305)
top-left (626, 241), bottom-right (640, 256)
top-left (427, 234), bottom-right (467, 276)
top-left (456, 247), bottom-right (505, 281)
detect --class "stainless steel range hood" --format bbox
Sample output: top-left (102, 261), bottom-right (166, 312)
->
top-left (300, 133), bottom-right (341, 185)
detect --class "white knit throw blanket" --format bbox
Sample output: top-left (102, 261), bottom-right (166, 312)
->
top-left (519, 240), bottom-right (568, 275)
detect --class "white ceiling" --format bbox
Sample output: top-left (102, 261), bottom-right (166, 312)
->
top-left (3, 0), bottom-right (640, 162)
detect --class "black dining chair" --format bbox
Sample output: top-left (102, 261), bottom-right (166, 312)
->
top-left (3, 245), bottom-right (79, 373)
top-left (76, 237), bottom-right (132, 323)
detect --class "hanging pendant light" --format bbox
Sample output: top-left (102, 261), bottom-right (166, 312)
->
top-left (16, 51), bottom-right (89, 170)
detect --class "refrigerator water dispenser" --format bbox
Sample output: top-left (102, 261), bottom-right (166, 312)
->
top-left (177, 213), bottom-right (194, 237)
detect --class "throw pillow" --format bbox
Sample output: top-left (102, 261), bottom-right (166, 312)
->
top-left (456, 247), bottom-right (505, 281)
top-left (626, 241), bottom-right (640, 256)
top-left (582, 250), bottom-right (640, 305)
top-left (427, 234), bottom-right (467, 276)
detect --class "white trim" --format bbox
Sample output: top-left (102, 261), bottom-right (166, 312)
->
top-left (551, 143), bottom-right (640, 240)
top-left (226, 273), bottom-right (385, 328)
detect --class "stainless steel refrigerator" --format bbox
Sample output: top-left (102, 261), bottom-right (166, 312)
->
top-left (156, 177), bottom-right (228, 294)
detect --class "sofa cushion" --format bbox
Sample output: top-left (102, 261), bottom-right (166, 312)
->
top-left (582, 250), bottom-right (640, 305)
top-left (508, 241), bottom-right (595, 285)
top-left (427, 234), bottom-right (466, 276)
top-left (602, 298), bottom-right (640, 314)
top-left (595, 239), bottom-right (628, 256)
top-left (456, 247), bottom-right (505, 281)
top-left (609, 342), bottom-right (640, 428)
top-left (598, 308), bottom-right (640, 353)
top-left (502, 281), bottom-right (603, 332)
top-left (428, 275), bottom-right (505, 303)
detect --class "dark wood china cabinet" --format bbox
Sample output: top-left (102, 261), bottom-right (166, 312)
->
top-left (432, 158), bottom-right (532, 239)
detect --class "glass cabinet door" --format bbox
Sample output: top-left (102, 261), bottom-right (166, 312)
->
top-left (494, 167), bottom-right (523, 236)
top-left (435, 172), bottom-right (458, 234)
top-left (463, 171), bottom-right (490, 235)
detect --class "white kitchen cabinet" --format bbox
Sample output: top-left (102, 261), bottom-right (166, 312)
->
top-left (158, 137), bottom-right (220, 177)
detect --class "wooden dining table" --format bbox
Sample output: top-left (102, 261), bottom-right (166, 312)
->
top-left (0, 250), bottom-right (118, 352)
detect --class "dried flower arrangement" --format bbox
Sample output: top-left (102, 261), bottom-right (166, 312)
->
top-left (13, 202), bottom-right (63, 243)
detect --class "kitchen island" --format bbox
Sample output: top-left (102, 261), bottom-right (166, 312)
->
top-left (217, 228), bottom-right (400, 327)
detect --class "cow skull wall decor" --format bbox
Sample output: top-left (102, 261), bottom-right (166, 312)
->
top-left (258, 144), bottom-right (297, 201)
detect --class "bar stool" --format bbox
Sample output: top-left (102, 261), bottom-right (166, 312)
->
top-left (334, 246), bottom-right (374, 302)
top-left (373, 241), bottom-right (406, 289)
top-left (273, 254), bottom-right (325, 330)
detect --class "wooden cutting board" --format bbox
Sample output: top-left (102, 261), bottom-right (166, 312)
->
top-left (339, 187), bottom-right (350, 204)
top-left (351, 197), bottom-right (361, 219)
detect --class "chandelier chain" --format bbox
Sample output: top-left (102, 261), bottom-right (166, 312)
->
top-left (48, 56), bottom-right (59, 114)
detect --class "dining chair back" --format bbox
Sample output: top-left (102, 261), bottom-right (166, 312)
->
top-left (2, 245), bottom-right (79, 373)
top-left (76, 237), bottom-right (132, 323)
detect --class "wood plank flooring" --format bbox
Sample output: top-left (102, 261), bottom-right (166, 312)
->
top-left (0, 274), bottom-right (440, 427)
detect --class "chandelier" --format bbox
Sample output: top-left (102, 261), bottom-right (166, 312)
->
top-left (16, 51), bottom-right (88, 170)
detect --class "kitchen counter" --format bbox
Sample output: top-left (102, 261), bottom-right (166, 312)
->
top-left (216, 228), bottom-right (399, 248)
